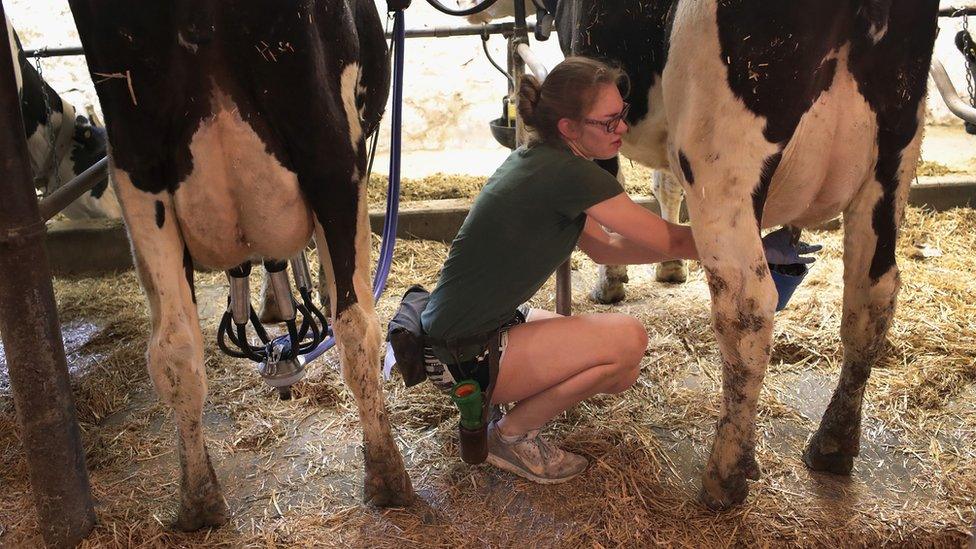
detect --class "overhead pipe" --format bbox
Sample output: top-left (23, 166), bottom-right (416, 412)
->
top-left (23, 22), bottom-right (538, 59)
top-left (939, 6), bottom-right (976, 17)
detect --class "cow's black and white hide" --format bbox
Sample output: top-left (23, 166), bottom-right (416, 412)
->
top-left (6, 14), bottom-right (119, 220)
top-left (67, 0), bottom-right (413, 529)
top-left (471, 0), bottom-right (939, 510)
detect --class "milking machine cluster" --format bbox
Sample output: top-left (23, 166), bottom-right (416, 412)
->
top-left (216, 256), bottom-right (326, 399)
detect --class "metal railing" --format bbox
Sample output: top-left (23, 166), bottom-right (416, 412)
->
top-left (23, 22), bottom-right (536, 58)
top-left (929, 57), bottom-right (976, 125)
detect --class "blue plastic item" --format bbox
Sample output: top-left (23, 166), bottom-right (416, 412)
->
top-left (770, 263), bottom-right (809, 312)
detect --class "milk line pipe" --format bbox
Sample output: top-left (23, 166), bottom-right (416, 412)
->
top-left (22, 22), bottom-right (538, 59)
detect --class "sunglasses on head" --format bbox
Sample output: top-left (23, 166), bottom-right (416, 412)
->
top-left (582, 102), bottom-right (630, 133)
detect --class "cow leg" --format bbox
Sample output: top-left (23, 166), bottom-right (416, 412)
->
top-left (652, 170), bottom-right (688, 283)
top-left (682, 165), bottom-right (777, 510)
top-left (591, 264), bottom-right (629, 304)
top-left (312, 178), bottom-right (412, 507)
top-left (113, 170), bottom-right (226, 530)
top-left (804, 120), bottom-right (918, 475)
top-left (697, 246), bottom-right (775, 509)
top-left (316, 259), bottom-right (331, 313)
top-left (257, 270), bottom-right (285, 323)
top-left (802, 208), bottom-right (899, 474)
top-left (590, 156), bottom-right (628, 304)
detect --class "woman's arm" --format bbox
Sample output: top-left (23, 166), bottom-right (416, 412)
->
top-left (577, 217), bottom-right (674, 264)
top-left (581, 194), bottom-right (698, 263)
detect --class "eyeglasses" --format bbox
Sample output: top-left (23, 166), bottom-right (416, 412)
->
top-left (582, 102), bottom-right (630, 133)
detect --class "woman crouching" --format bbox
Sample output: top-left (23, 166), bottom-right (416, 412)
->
top-left (421, 57), bottom-right (699, 483)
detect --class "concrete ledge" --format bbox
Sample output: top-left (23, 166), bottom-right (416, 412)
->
top-left (46, 218), bottom-right (132, 276)
top-left (908, 175), bottom-right (976, 210)
top-left (370, 198), bottom-right (473, 243)
top-left (46, 176), bottom-right (976, 276)
top-left (369, 195), bottom-right (674, 243)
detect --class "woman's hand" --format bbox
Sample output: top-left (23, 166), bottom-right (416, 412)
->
top-left (580, 194), bottom-right (698, 264)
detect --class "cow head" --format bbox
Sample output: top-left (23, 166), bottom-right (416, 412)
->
top-left (54, 113), bottom-right (120, 219)
top-left (67, 114), bottom-right (107, 177)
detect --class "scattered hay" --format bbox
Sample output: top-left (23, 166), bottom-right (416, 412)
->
top-left (367, 173), bottom-right (487, 206)
top-left (0, 206), bottom-right (974, 547)
top-left (365, 157), bottom-right (656, 208)
top-left (917, 160), bottom-right (958, 177)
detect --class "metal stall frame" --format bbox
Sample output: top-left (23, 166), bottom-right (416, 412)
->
top-left (0, 3), bottom-right (96, 547)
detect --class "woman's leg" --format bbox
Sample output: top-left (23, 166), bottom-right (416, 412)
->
top-left (491, 311), bottom-right (648, 436)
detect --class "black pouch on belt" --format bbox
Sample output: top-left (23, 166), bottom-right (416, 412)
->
top-left (386, 285), bottom-right (431, 388)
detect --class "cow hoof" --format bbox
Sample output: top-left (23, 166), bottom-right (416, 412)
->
top-left (174, 498), bottom-right (228, 532)
top-left (655, 260), bottom-right (687, 284)
top-left (589, 283), bottom-right (626, 305)
top-left (803, 440), bottom-right (855, 475)
top-left (699, 471), bottom-right (749, 511)
top-left (363, 470), bottom-right (414, 508)
top-left (743, 456), bottom-right (762, 481)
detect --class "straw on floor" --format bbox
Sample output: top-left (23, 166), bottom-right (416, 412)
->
top-left (0, 193), bottom-right (973, 547)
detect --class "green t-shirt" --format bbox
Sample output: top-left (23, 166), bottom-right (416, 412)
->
top-left (421, 142), bottom-right (624, 347)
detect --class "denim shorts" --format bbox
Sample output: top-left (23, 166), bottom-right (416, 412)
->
top-left (424, 305), bottom-right (529, 392)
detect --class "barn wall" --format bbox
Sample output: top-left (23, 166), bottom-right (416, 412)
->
top-left (4, 0), bottom-right (969, 157)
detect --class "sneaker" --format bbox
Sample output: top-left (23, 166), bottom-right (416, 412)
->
top-left (486, 420), bottom-right (588, 484)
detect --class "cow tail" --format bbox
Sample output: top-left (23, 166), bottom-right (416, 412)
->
top-left (355, 1), bottom-right (391, 138)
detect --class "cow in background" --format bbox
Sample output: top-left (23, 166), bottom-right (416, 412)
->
top-left (462, 0), bottom-right (939, 510)
top-left (67, 0), bottom-right (413, 529)
top-left (6, 14), bottom-right (119, 220)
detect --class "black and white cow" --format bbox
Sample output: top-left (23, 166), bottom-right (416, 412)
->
top-left (462, 0), bottom-right (939, 509)
top-left (6, 14), bottom-right (119, 220)
top-left (66, 0), bottom-right (413, 529)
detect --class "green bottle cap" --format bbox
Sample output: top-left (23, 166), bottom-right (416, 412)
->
top-left (451, 381), bottom-right (483, 430)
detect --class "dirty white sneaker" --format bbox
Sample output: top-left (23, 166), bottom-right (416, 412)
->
top-left (486, 420), bottom-right (588, 484)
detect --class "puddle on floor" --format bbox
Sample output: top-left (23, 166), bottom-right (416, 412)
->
top-left (0, 319), bottom-right (107, 395)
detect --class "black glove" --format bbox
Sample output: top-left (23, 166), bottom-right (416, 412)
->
top-left (762, 227), bottom-right (822, 266)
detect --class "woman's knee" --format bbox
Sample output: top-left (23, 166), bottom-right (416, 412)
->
top-left (604, 361), bottom-right (641, 393)
top-left (611, 314), bottom-right (648, 361)
top-left (604, 315), bottom-right (646, 393)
